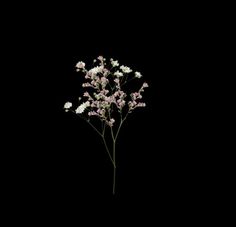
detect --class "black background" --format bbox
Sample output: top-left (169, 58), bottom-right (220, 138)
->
top-left (2, 2), bottom-right (217, 223)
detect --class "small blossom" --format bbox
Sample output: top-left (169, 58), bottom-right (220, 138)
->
top-left (97, 56), bottom-right (104, 61)
top-left (83, 92), bottom-right (90, 97)
top-left (75, 101), bottom-right (90, 114)
top-left (120, 65), bottom-right (132, 73)
top-left (114, 71), bottom-right (123, 77)
top-left (113, 91), bottom-right (119, 97)
top-left (114, 78), bottom-right (120, 84)
top-left (101, 89), bottom-right (109, 95)
top-left (76, 61), bottom-right (85, 70)
top-left (101, 77), bottom-right (108, 85)
top-left (103, 68), bottom-right (110, 77)
top-left (82, 82), bottom-right (91, 87)
top-left (111, 59), bottom-right (119, 67)
top-left (107, 118), bottom-right (115, 127)
top-left (118, 91), bottom-right (126, 99)
top-left (131, 92), bottom-right (142, 100)
top-left (117, 99), bottom-right (126, 109)
top-left (135, 71), bottom-right (142, 78)
top-left (88, 111), bottom-right (98, 116)
top-left (64, 102), bottom-right (72, 109)
top-left (89, 65), bottom-right (104, 75)
top-left (128, 101), bottom-right (137, 108)
top-left (137, 102), bottom-right (146, 107)
top-left (143, 82), bottom-right (149, 88)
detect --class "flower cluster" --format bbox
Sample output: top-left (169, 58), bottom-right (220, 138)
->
top-left (128, 82), bottom-right (149, 111)
top-left (64, 56), bottom-right (149, 127)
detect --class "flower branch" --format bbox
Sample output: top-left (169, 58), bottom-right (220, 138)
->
top-left (64, 56), bottom-right (149, 194)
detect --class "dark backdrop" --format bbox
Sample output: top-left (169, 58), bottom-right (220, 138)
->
top-left (2, 2), bottom-right (212, 223)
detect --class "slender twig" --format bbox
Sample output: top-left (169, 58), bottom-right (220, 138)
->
top-left (102, 136), bottom-right (116, 167)
top-left (102, 122), bottom-right (116, 167)
top-left (108, 110), bottom-right (115, 142)
top-left (86, 120), bottom-right (103, 137)
top-left (121, 76), bottom-right (135, 87)
top-left (115, 112), bottom-right (129, 141)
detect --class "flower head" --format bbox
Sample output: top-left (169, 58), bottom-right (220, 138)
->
top-left (107, 118), bottom-right (115, 127)
top-left (75, 101), bottom-right (90, 114)
top-left (114, 78), bottom-right (120, 84)
top-left (114, 71), bottom-right (123, 77)
top-left (111, 59), bottom-right (119, 67)
top-left (75, 61), bottom-right (85, 71)
top-left (120, 65), bottom-right (132, 73)
top-left (64, 102), bottom-right (72, 109)
top-left (89, 65), bottom-right (104, 76)
top-left (97, 56), bottom-right (104, 61)
top-left (143, 82), bottom-right (149, 88)
top-left (135, 71), bottom-right (142, 78)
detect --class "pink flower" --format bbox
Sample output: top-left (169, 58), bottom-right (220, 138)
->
top-left (107, 118), bottom-right (115, 127)
top-left (101, 89), bottom-right (109, 95)
top-left (113, 91), bottom-right (119, 97)
top-left (88, 111), bottom-right (98, 116)
top-left (117, 99), bottom-right (125, 109)
top-left (83, 92), bottom-right (90, 97)
top-left (100, 77), bottom-right (108, 88)
top-left (76, 61), bottom-right (85, 69)
top-left (103, 68), bottom-right (110, 76)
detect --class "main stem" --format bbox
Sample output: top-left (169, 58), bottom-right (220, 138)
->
top-left (112, 140), bottom-right (116, 195)
top-left (110, 123), bottom-right (116, 195)
top-left (86, 113), bottom-right (129, 194)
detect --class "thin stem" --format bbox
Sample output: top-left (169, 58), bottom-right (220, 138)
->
top-left (115, 119), bottom-right (123, 141)
top-left (108, 110), bottom-right (116, 142)
top-left (86, 120), bottom-right (103, 137)
top-left (88, 120), bottom-right (115, 167)
top-left (102, 136), bottom-right (116, 167)
top-left (101, 120), bottom-right (105, 135)
top-left (121, 76), bottom-right (135, 87)
top-left (70, 110), bottom-right (103, 137)
top-left (112, 140), bottom-right (116, 195)
top-left (115, 112), bottom-right (129, 141)
top-left (111, 126), bottom-right (115, 142)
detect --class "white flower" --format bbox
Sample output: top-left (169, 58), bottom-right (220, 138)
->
top-left (111, 59), bottom-right (119, 67)
top-left (64, 102), bottom-right (72, 109)
top-left (97, 56), bottom-right (104, 61)
top-left (75, 101), bottom-right (90, 114)
top-left (135, 71), bottom-right (142, 78)
top-left (89, 66), bottom-right (104, 75)
top-left (114, 71), bottom-right (123, 77)
top-left (143, 82), bottom-right (149, 88)
top-left (137, 103), bottom-right (146, 107)
top-left (120, 65), bottom-right (132, 73)
top-left (76, 61), bottom-right (85, 69)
